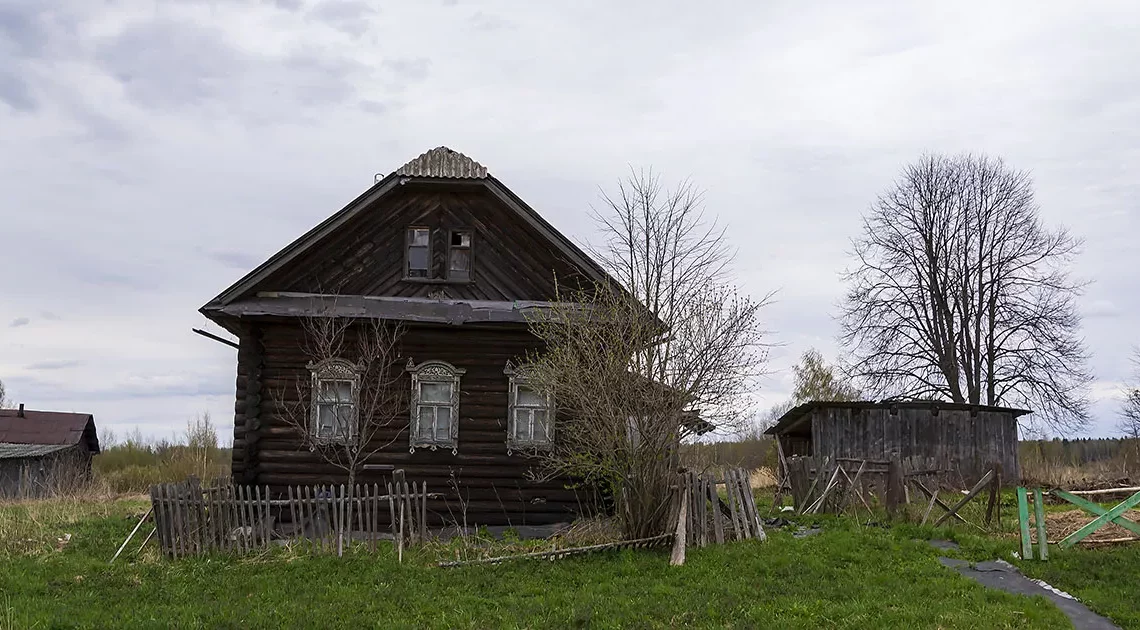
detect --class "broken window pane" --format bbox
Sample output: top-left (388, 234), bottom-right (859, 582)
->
top-left (451, 231), bottom-right (471, 247)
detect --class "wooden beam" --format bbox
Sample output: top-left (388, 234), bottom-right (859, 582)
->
top-left (192, 328), bottom-right (239, 349)
top-left (1052, 490), bottom-right (1140, 538)
top-left (1058, 490), bottom-right (1140, 549)
top-left (913, 480), bottom-right (969, 526)
top-left (933, 469), bottom-right (995, 527)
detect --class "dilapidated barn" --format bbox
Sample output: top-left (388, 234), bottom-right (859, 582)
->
top-left (765, 400), bottom-right (1026, 485)
top-left (0, 406), bottom-right (101, 498)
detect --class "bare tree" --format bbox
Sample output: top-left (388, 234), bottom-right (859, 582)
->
top-left (0, 378), bottom-right (7, 408)
top-left (839, 153), bottom-right (1092, 434)
top-left (1119, 349), bottom-right (1140, 439)
top-left (528, 169), bottom-right (771, 538)
top-left (275, 311), bottom-right (406, 554)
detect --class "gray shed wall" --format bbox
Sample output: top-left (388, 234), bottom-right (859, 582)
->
top-left (809, 406), bottom-right (1018, 485)
top-left (0, 445), bottom-right (92, 499)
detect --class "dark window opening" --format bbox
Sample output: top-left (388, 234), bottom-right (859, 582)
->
top-left (448, 230), bottom-right (472, 281)
top-left (407, 228), bottom-right (430, 279)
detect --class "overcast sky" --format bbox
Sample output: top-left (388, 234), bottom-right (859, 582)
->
top-left (1, 0), bottom-right (1137, 442)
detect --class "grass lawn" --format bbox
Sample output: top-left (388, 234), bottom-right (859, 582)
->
top-left (0, 498), bottom-right (1083, 629)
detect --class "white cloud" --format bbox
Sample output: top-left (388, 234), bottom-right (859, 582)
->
top-left (1, 0), bottom-right (1137, 439)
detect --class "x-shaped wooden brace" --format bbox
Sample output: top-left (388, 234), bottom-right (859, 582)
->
top-left (1053, 489), bottom-right (1140, 549)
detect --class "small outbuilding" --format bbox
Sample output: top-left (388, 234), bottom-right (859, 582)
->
top-left (0, 405), bottom-right (101, 499)
top-left (765, 400), bottom-right (1027, 485)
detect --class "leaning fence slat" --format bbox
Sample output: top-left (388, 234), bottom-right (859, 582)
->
top-left (726, 471), bottom-right (742, 539)
top-left (387, 482), bottom-right (397, 544)
top-left (1017, 487), bottom-right (1033, 560)
top-left (264, 485), bottom-right (273, 548)
top-left (171, 483), bottom-right (185, 559)
top-left (707, 478), bottom-right (723, 545)
top-left (242, 484), bottom-right (254, 554)
top-left (420, 481), bottom-right (428, 542)
top-left (230, 483), bottom-right (241, 553)
top-left (302, 486), bottom-right (312, 554)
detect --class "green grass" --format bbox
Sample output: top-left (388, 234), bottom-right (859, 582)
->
top-left (0, 500), bottom-right (1076, 629)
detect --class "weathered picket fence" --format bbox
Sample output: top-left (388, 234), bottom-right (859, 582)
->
top-left (149, 478), bottom-right (435, 558)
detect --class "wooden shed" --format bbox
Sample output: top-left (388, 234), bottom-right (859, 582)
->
top-left (764, 401), bottom-right (1026, 485)
top-left (0, 406), bottom-right (101, 498)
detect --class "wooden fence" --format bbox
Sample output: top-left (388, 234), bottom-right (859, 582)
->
top-left (679, 468), bottom-right (766, 548)
top-left (149, 478), bottom-right (435, 558)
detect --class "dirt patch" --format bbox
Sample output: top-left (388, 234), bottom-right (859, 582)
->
top-left (1036, 509), bottom-right (1140, 544)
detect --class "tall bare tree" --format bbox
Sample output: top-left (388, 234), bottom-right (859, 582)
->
top-left (275, 311), bottom-right (406, 554)
top-left (839, 153), bottom-right (1091, 434)
top-left (1119, 349), bottom-right (1140, 439)
top-left (0, 378), bottom-right (8, 408)
top-left (528, 169), bottom-right (771, 538)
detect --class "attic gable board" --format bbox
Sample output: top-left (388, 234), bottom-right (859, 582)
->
top-left (246, 182), bottom-right (595, 302)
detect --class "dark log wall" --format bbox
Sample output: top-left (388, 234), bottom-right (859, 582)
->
top-left (255, 184), bottom-right (593, 301)
top-left (810, 407), bottom-right (1018, 485)
top-left (236, 320), bottom-right (587, 526)
top-left (230, 324), bottom-right (265, 485)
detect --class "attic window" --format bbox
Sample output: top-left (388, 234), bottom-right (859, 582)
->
top-left (448, 230), bottom-right (472, 281)
top-left (406, 228), bottom-right (430, 279)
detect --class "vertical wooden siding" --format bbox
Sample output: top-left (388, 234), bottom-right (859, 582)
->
top-left (253, 185), bottom-right (593, 302)
top-left (813, 407), bottom-right (1018, 485)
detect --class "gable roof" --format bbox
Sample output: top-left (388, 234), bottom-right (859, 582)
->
top-left (764, 400), bottom-right (1033, 436)
top-left (202, 146), bottom-right (612, 311)
top-left (0, 409), bottom-right (100, 454)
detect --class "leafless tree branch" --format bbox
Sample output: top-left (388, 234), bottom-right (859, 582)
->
top-left (839, 153), bottom-right (1092, 434)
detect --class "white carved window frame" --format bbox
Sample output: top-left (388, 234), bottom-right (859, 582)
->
top-left (407, 359), bottom-right (464, 453)
top-left (307, 358), bottom-right (361, 445)
top-left (504, 360), bottom-right (555, 453)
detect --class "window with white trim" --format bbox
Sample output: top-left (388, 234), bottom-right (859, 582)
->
top-left (407, 359), bottom-right (464, 453)
top-left (505, 361), bottom-right (554, 450)
top-left (307, 358), bottom-right (359, 443)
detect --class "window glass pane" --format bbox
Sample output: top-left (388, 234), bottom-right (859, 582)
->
top-left (417, 406), bottom-right (434, 437)
top-left (318, 404), bottom-right (337, 436)
top-left (534, 410), bottom-right (550, 442)
top-left (335, 404), bottom-right (353, 435)
top-left (318, 380), bottom-right (353, 403)
top-left (434, 406), bottom-right (451, 440)
top-left (451, 231), bottom-right (471, 247)
top-left (420, 382), bottom-right (452, 403)
top-left (410, 229), bottom-right (430, 246)
top-left (449, 248), bottom-right (470, 274)
top-left (516, 385), bottom-right (544, 407)
top-left (513, 409), bottom-right (531, 440)
top-left (408, 246), bottom-right (429, 275)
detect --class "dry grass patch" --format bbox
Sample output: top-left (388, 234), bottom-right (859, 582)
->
top-left (0, 495), bottom-right (147, 556)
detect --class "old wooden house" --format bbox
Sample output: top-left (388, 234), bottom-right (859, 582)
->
top-left (0, 405), bottom-right (101, 498)
top-left (200, 147), bottom-right (628, 526)
top-left (765, 400), bottom-right (1026, 485)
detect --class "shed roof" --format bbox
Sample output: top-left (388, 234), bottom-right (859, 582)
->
top-left (0, 442), bottom-right (74, 459)
top-left (0, 409), bottom-right (100, 453)
top-left (764, 400), bottom-right (1033, 436)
